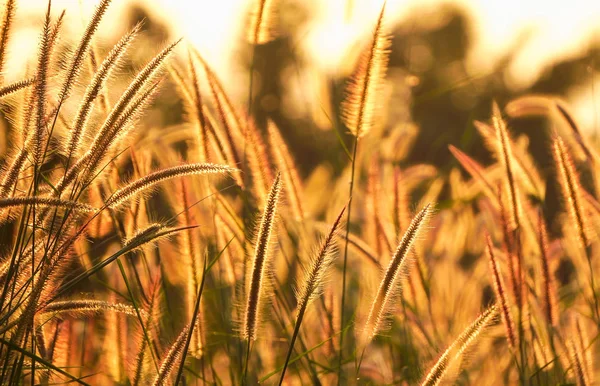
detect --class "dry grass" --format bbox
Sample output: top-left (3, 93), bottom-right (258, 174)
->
top-left (0, 0), bottom-right (598, 385)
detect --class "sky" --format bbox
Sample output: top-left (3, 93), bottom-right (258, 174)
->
top-left (7, 0), bottom-right (600, 131)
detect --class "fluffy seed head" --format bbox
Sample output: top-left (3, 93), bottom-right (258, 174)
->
top-left (242, 173), bottom-right (282, 340)
top-left (363, 203), bottom-right (432, 342)
top-left (340, 4), bottom-right (390, 138)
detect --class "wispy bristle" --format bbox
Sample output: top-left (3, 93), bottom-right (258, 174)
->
top-left (106, 163), bottom-right (238, 208)
top-left (567, 337), bottom-right (589, 386)
top-left (48, 9), bottom-right (64, 48)
top-left (152, 321), bottom-right (197, 386)
top-left (86, 39), bottom-right (180, 171)
top-left (296, 205), bottom-right (345, 312)
top-left (486, 235), bottom-right (517, 349)
top-left (247, 0), bottom-right (277, 45)
top-left (279, 205), bottom-right (345, 384)
top-left (0, 147), bottom-right (28, 198)
top-left (340, 5), bottom-right (390, 138)
top-left (58, 0), bottom-right (111, 102)
top-left (363, 204), bottom-right (432, 342)
top-left (39, 299), bottom-right (143, 318)
top-left (0, 77), bottom-right (35, 98)
top-left (32, 2), bottom-right (52, 165)
top-left (0, 196), bottom-right (95, 213)
top-left (242, 173), bottom-right (282, 340)
top-left (0, 0), bottom-right (15, 80)
top-left (66, 24), bottom-right (140, 160)
top-left (120, 224), bottom-right (195, 256)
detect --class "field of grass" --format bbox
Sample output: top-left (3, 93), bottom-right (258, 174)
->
top-left (0, 0), bottom-right (598, 384)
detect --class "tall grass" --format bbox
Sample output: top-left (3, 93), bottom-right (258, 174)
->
top-left (0, 0), bottom-right (597, 384)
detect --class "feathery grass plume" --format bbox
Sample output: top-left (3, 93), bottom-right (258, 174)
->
top-left (38, 299), bottom-right (143, 318)
top-left (340, 4), bottom-right (390, 138)
top-left (57, 0), bottom-right (111, 102)
top-left (0, 146), bottom-right (27, 198)
top-left (152, 321), bottom-right (196, 386)
top-left (48, 8), bottom-right (64, 47)
top-left (296, 206), bottom-right (346, 312)
top-left (168, 63), bottom-right (239, 176)
top-left (122, 223), bottom-right (164, 246)
top-left (552, 135), bottom-right (592, 249)
top-left (65, 24), bottom-right (140, 160)
top-left (486, 235), bottom-right (517, 349)
top-left (362, 204), bottom-right (432, 342)
top-left (553, 137), bottom-right (599, 329)
top-left (491, 102), bottom-right (521, 230)
top-left (54, 76), bottom-right (160, 195)
top-left (106, 163), bottom-right (238, 208)
top-left (0, 196), bottom-right (95, 213)
top-left (537, 215), bottom-right (558, 326)
top-left (421, 305), bottom-right (498, 386)
top-left (89, 45), bottom-right (111, 110)
top-left (0, 0), bottom-right (15, 80)
top-left (0, 77), bottom-right (35, 98)
top-left (247, 0), bottom-right (277, 45)
top-left (83, 39), bottom-right (180, 169)
top-left (32, 1), bottom-right (52, 165)
top-left (267, 120), bottom-right (304, 220)
top-left (278, 205), bottom-right (346, 384)
top-left (242, 173), bottom-right (282, 340)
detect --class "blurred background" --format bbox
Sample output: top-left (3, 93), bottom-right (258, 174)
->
top-left (4, 0), bottom-right (600, 187)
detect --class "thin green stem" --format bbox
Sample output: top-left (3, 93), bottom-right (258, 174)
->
top-left (337, 136), bottom-right (358, 384)
top-left (243, 339), bottom-right (251, 385)
top-left (278, 306), bottom-right (306, 385)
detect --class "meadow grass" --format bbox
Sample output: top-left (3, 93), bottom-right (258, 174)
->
top-left (0, 0), bottom-right (598, 385)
